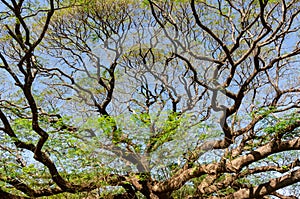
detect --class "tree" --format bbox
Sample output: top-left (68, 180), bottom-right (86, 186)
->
top-left (0, 0), bottom-right (300, 198)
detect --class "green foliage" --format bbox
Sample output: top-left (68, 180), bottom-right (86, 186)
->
top-left (263, 111), bottom-right (300, 137)
top-left (251, 106), bottom-right (277, 118)
top-left (0, 0), bottom-right (300, 198)
top-left (237, 177), bottom-right (251, 185)
top-left (172, 184), bottom-right (196, 198)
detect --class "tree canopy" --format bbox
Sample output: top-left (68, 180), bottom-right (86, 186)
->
top-left (0, 0), bottom-right (300, 198)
